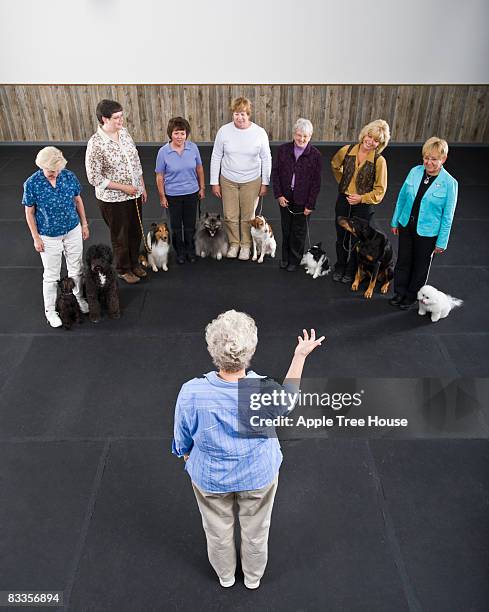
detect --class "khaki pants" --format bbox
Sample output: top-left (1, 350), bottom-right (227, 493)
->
top-left (192, 476), bottom-right (279, 584)
top-left (220, 175), bottom-right (261, 247)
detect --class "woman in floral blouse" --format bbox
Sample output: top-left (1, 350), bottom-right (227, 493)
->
top-left (85, 99), bottom-right (147, 284)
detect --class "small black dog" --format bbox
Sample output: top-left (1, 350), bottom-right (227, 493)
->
top-left (56, 276), bottom-right (83, 330)
top-left (84, 244), bottom-right (120, 323)
top-left (337, 216), bottom-right (394, 298)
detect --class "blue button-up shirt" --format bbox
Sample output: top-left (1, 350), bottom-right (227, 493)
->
top-left (22, 169), bottom-right (82, 237)
top-left (172, 371), bottom-right (296, 493)
top-left (155, 141), bottom-right (202, 196)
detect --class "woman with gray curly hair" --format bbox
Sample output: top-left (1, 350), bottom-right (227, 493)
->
top-left (172, 309), bottom-right (324, 590)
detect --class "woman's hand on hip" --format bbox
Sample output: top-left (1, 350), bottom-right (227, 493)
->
top-left (294, 329), bottom-right (325, 358)
top-left (278, 196), bottom-right (289, 207)
top-left (33, 237), bottom-right (44, 252)
top-left (391, 227), bottom-right (399, 235)
top-left (259, 184), bottom-right (268, 197)
top-left (212, 185), bottom-right (222, 199)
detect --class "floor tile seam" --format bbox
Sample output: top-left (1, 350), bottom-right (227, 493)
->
top-left (1, 331), bottom-right (489, 339)
top-left (63, 439), bottom-right (111, 610)
top-left (365, 441), bottom-right (423, 612)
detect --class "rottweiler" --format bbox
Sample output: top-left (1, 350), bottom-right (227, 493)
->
top-left (337, 216), bottom-right (394, 299)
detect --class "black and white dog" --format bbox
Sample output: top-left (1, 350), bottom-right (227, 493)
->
top-left (301, 243), bottom-right (331, 279)
top-left (84, 244), bottom-right (120, 323)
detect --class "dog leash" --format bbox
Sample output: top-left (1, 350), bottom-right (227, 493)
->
top-left (286, 206), bottom-right (313, 250)
top-left (134, 196), bottom-right (151, 253)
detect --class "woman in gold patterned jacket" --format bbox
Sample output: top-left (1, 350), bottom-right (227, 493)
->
top-left (331, 119), bottom-right (390, 283)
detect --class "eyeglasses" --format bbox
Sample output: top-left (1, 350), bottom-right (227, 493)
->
top-left (423, 156), bottom-right (442, 163)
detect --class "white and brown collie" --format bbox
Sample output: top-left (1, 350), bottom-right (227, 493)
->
top-left (249, 216), bottom-right (277, 263)
top-left (143, 222), bottom-right (170, 272)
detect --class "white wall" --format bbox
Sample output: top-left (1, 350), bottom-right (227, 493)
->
top-left (1, 0), bottom-right (488, 84)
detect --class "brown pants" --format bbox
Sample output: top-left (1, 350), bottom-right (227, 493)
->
top-left (98, 198), bottom-right (142, 274)
top-left (192, 476), bottom-right (279, 585)
top-left (220, 175), bottom-right (261, 247)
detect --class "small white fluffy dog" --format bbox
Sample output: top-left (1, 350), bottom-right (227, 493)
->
top-left (147, 223), bottom-right (170, 272)
top-left (249, 216), bottom-right (276, 263)
top-left (417, 285), bottom-right (463, 322)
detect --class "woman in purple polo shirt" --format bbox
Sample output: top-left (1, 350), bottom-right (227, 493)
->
top-left (155, 117), bottom-right (205, 264)
top-left (272, 118), bottom-right (322, 271)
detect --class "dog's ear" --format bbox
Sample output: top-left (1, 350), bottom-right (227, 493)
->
top-left (151, 222), bottom-right (157, 230)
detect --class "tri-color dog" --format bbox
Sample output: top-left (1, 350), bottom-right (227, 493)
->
top-left (337, 216), bottom-right (394, 298)
top-left (140, 223), bottom-right (170, 272)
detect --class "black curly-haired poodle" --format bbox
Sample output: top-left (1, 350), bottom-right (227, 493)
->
top-left (84, 244), bottom-right (120, 323)
top-left (56, 276), bottom-right (83, 330)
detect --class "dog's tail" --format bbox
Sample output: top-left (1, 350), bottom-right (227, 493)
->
top-left (447, 295), bottom-right (463, 309)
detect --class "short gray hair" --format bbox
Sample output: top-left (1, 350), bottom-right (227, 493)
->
top-left (205, 310), bottom-right (258, 372)
top-left (293, 118), bottom-right (313, 136)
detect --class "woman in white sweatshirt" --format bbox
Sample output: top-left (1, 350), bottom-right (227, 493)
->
top-left (210, 97), bottom-right (272, 260)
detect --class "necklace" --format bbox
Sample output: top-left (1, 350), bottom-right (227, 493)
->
top-left (423, 173), bottom-right (432, 185)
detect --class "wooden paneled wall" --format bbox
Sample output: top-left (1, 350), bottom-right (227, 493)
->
top-left (0, 85), bottom-right (488, 143)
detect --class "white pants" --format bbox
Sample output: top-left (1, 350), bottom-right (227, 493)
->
top-left (39, 224), bottom-right (83, 313)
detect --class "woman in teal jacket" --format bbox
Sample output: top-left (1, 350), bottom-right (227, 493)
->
top-left (390, 137), bottom-right (458, 309)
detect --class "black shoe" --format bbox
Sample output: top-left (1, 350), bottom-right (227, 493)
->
top-left (341, 275), bottom-right (353, 284)
top-left (389, 293), bottom-right (403, 307)
top-left (187, 254), bottom-right (197, 263)
top-left (398, 297), bottom-right (417, 310)
top-left (286, 264), bottom-right (297, 272)
top-left (177, 255), bottom-right (185, 265)
top-left (279, 260), bottom-right (289, 269)
top-left (332, 271), bottom-right (343, 282)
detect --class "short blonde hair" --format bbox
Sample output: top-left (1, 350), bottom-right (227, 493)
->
top-left (358, 119), bottom-right (390, 154)
top-left (205, 310), bottom-right (258, 373)
top-left (231, 96), bottom-right (252, 116)
top-left (422, 136), bottom-right (448, 159)
top-left (35, 146), bottom-right (67, 172)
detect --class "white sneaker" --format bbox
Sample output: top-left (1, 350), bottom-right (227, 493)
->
top-left (244, 578), bottom-right (260, 589)
top-left (238, 246), bottom-right (250, 261)
top-left (219, 577), bottom-right (235, 588)
top-left (227, 245), bottom-right (239, 259)
top-left (77, 297), bottom-right (89, 314)
top-left (45, 311), bottom-right (62, 328)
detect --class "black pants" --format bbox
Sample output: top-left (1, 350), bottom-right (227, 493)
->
top-left (166, 192), bottom-right (198, 257)
top-left (394, 219), bottom-right (437, 301)
top-left (334, 194), bottom-right (374, 277)
top-left (98, 198), bottom-right (142, 274)
top-left (280, 203), bottom-right (308, 265)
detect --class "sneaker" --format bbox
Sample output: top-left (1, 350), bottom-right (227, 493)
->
top-left (227, 245), bottom-right (239, 259)
top-left (244, 578), bottom-right (260, 590)
top-left (118, 272), bottom-right (140, 284)
top-left (45, 311), bottom-right (62, 328)
top-left (77, 297), bottom-right (89, 314)
top-left (219, 577), bottom-right (235, 588)
top-left (238, 246), bottom-right (250, 261)
top-left (132, 265), bottom-right (147, 278)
